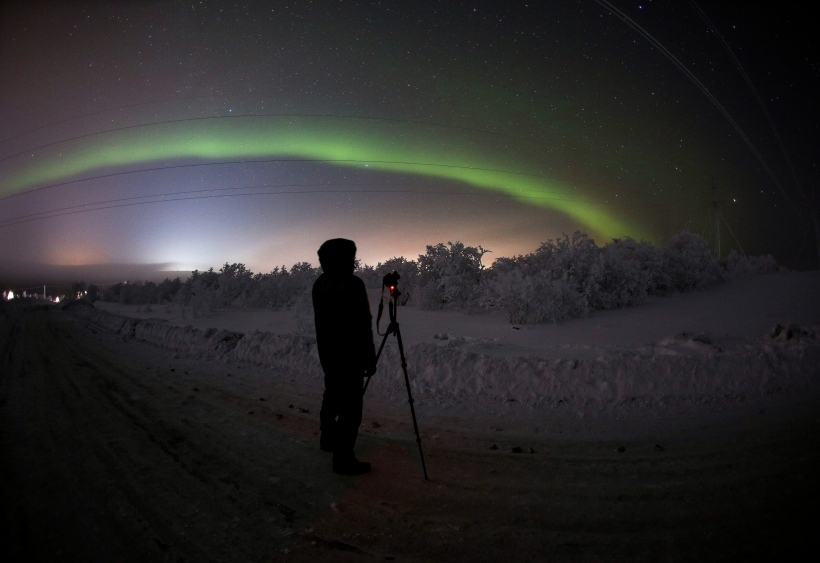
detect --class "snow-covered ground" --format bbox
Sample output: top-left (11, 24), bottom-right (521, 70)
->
top-left (6, 270), bottom-right (820, 561)
top-left (83, 271), bottom-right (820, 421)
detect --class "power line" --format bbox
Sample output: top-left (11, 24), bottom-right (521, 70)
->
top-left (0, 182), bottom-right (425, 225)
top-left (0, 91), bottom-right (570, 148)
top-left (0, 92), bottom-right (268, 144)
top-left (0, 184), bottom-right (642, 230)
top-left (0, 156), bottom-right (646, 203)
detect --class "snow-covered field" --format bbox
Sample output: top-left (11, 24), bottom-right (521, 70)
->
top-left (88, 271), bottom-right (820, 421)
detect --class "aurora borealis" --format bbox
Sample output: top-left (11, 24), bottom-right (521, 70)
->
top-left (1, 116), bottom-right (645, 240)
top-left (1, 1), bottom-right (817, 286)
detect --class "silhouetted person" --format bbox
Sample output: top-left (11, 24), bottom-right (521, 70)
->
top-left (313, 238), bottom-right (376, 474)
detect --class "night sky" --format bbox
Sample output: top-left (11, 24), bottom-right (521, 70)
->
top-left (1, 0), bottom-right (817, 287)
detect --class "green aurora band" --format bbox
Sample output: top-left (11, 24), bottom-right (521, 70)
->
top-left (0, 117), bottom-right (648, 240)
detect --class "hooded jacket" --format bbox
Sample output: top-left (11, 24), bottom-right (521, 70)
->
top-left (312, 240), bottom-right (376, 376)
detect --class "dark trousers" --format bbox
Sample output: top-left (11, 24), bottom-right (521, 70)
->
top-left (320, 373), bottom-right (364, 460)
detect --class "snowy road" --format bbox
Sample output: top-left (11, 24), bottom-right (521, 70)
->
top-left (2, 302), bottom-right (819, 561)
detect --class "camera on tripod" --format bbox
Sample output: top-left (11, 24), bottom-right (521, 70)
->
top-left (366, 268), bottom-right (429, 480)
top-left (382, 270), bottom-right (401, 299)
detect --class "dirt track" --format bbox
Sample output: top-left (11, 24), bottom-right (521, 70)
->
top-left (2, 302), bottom-right (819, 562)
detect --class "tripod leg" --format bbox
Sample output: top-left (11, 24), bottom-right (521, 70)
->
top-left (393, 322), bottom-right (429, 481)
top-left (363, 328), bottom-right (391, 396)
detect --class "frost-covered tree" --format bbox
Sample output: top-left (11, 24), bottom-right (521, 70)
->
top-left (594, 237), bottom-right (659, 309)
top-left (248, 266), bottom-right (289, 309)
top-left (481, 233), bottom-right (594, 323)
top-left (530, 231), bottom-right (602, 303)
top-left (217, 263), bottom-right (254, 307)
top-left (721, 249), bottom-right (779, 279)
top-left (479, 230), bottom-right (776, 325)
top-left (417, 241), bottom-right (490, 309)
top-left (188, 268), bottom-right (219, 317)
top-left (662, 230), bottom-right (722, 291)
top-left (356, 262), bottom-right (380, 288)
top-left (245, 262), bottom-right (319, 309)
top-left (156, 277), bottom-right (183, 303)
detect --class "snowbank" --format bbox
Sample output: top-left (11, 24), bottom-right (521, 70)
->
top-left (64, 300), bottom-right (820, 416)
top-left (62, 299), bottom-right (138, 335)
top-left (64, 299), bottom-right (322, 371)
top-left (372, 330), bottom-right (820, 416)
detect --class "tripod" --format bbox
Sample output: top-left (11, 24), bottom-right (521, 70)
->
top-left (363, 274), bottom-right (429, 481)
